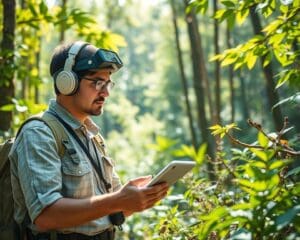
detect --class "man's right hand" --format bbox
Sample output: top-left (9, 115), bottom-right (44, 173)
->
top-left (117, 176), bottom-right (169, 214)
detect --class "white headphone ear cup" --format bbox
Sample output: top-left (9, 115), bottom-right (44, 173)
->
top-left (55, 71), bottom-right (78, 95)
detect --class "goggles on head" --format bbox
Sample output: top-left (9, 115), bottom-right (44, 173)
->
top-left (73, 48), bottom-right (123, 73)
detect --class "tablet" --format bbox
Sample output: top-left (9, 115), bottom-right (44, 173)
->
top-left (146, 160), bottom-right (196, 187)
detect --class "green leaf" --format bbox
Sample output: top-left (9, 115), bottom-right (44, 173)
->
top-left (215, 9), bottom-right (227, 20)
top-left (251, 160), bottom-right (267, 169)
top-left (263, 52), bottom-right (272, 67)
top-left (209, 54), bottom-right (223, 62)
top-left (28, 3), bottom-right (38, 17)
top-left (286, 166), bottom-right (300, 177)
top-left (221, 0), bottom-right (236, 8)
top-left (276, 205), bottom-right (300, 230)
top-left (233, 60), bottom-right (244, 70)
top-left (269, 32), bottom-right (286, 46)
top-left (227, 13), bottom-right (235, 29)
top-left (39, 1), bottom-right (48, 15)
top-left (196, 143), bottom-right (207, 165)
top-left (257, 132), bottom-right (269, 148)
top-left (236, 8), bottom-right (249, 25)
top-left (0, 104), bottom-right (14, 111)
top-left (250, 148), bottom-right (268, 161)
top-left (269, 159), bottom-right (287, 170)
top-left (262, 20), bottom-right (281, 35)
top-left (275, 70), bottom-right (293, 89)
top-left (222, 54), bottom-right (238, 66)
top-left (246, 51), bottom-right (258, 69)
top-left (209, 124), bottom-right (222, 130)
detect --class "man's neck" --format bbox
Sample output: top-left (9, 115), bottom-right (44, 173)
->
top-left (56, 97), bottom-right (87, 123)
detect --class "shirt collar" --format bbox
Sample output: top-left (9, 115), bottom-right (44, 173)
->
top-left (48, 99), bottom-right (100, 136)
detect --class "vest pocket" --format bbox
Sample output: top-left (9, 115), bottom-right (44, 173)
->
top-left (61, 141), bottom-right (93, 198)
top-left (62, 154), bottom-right (90, 176)
top-left (61, 141), bottom-right (91, 176)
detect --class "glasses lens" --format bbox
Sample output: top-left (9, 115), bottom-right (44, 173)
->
top-left (107, 81), bottom-right (115, 91)
top-left (95, 80), bottom-right (115, 91)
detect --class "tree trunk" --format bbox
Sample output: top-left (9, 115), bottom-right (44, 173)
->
top-left (59, 0), bottom-right (67, 42)
top-left (184, 0), bottom-right (215, 179)
top-left (226, 25), bottom-right (235, 123)
top-left (34, 38), bottom-right (41, 104)
top-left (170, 0), bottom-right (198, 149)
top-left (20, 0), bottom-right (27, 99)
top-left (213, 0), bottom-right (221, 124)
top-left (238, 70), bottom-right (250, 120)
top-left (0, 0), bottom-right (16, 132)
top-left (249, 6), bottom-right (283, 130)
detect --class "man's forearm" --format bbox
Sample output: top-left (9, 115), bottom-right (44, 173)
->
top-left (34, 192), bottom-right (122, 231)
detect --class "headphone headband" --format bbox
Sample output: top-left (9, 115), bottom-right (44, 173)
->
top-left (64, 41), bottom-right (87, 72)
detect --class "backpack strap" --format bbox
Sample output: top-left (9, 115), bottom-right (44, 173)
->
top-left (42, 112), bottom-right (68, 157)
top-left (16, 112), bottom-right (68, 158)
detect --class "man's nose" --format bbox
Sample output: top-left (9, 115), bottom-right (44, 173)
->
top-left (99, 87), bottom-right (110, 97)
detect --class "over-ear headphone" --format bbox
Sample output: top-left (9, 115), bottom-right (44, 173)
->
top-left (55, 41), bottom-right (87, 95)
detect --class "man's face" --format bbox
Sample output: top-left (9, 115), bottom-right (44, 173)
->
top-left (72, 69), bottom-right (112, 117)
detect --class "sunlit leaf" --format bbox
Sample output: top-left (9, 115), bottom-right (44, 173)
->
top-left (236, 8), bottom-right (249, 25)
top-left (246, 51), bottom-right (258, 69)
top-left (209, 54), bottom-right (223, 62)
top-left (262, 20), bottom-right (281, 35)
top-left (221, 54), bottom-right (238, 66)
top-left (250, 148), bottom-right (268, 161)
top-left (196, 143), bottom-right (207, 165)
top-left (0, 104), bottom-right (14, 111)
top-left (269, 32), bottom-right (286, 46)
top-left (258, 132), bottom-right (269, 148)
top-left (215, 9), bottom-right (227, 20)
top-left (269, 159), bottom-right (286, 170)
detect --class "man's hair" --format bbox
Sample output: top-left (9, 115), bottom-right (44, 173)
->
top-left (50, 42), bottom-right (98, 95)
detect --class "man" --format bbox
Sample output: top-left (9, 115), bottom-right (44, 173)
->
top-left (9, 41), bottom-right (168, 239)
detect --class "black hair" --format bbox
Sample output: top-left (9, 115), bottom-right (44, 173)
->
top-left (49, 42), bottom-right (98, 95)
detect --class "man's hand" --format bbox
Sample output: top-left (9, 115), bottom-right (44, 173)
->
top-left (117, 176), bottom-right (169, 214)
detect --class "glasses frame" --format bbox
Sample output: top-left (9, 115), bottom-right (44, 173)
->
top-left (82, 77), bottom-right (115, 92)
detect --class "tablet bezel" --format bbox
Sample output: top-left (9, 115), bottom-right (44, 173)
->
top-left (146, 160), bottom-right (196, 187)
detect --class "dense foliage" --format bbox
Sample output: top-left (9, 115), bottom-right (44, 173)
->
top-left (121, 121), bottom-right (300, 239)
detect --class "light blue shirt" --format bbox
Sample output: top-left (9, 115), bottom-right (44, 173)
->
top-left (9, 100), bottom-right (122, 235)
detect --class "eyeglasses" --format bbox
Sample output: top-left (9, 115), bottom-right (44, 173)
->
top-left (82, 77), bottom-right (115, 92)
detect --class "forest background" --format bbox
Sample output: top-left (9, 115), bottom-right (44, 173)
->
top-left (0, 0), bottom-right (299, 239)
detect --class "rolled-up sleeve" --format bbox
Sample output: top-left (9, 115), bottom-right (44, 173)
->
top-left (14, 121), bottom-right (63, 222)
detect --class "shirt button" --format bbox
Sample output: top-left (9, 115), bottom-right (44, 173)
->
top-left (78, 171), bottom-right (82, 174)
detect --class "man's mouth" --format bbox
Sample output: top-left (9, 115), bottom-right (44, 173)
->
top-left (94, 97), bottom-right (105, 104)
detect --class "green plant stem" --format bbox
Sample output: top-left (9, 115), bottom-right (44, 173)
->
top-left (226, 132), bottom-right (300, 156)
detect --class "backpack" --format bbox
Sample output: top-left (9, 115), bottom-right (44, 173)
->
top-left (0, 113), bottom-right (67, 239)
